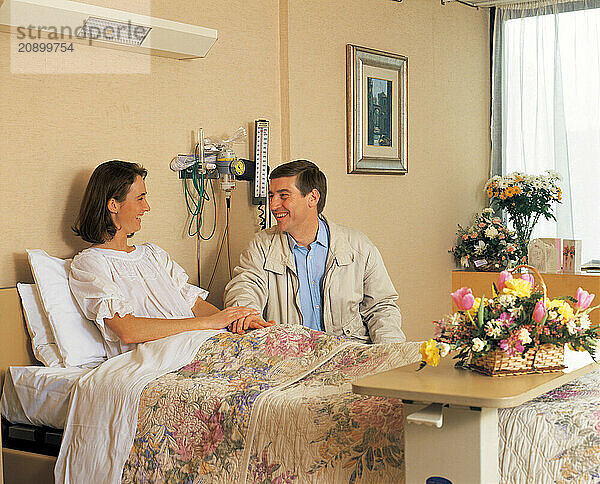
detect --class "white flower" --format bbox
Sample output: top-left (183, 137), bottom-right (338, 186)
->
top-left (475, 240), bottom-right (486, 254)
top-left (460, 256), bottom-right (469, 268)
top-left (510, 306), bottom-right (523, 318)
top-left (472, 337), bottom-right (486, 352)
top-left (566, 319), bottom-right (578, 335)
top-left (485, 226), bottom-right (499, 238)
top-left (439, 342), bottom-right (451, 358)
top-left (447, 313), bottom-right (462, 325)
top-left (545, 169), bottom-right (562, 181)
top-left (579, 314), bottom-right (591, 330)
top-left (517, 328), bottom-right (532, 345)
top-left (497, 294), bottom-right (516, 307)
top-left (482, 208), bottom-right (494, 214)
top-left (484, 321), bottom-right (502, 338)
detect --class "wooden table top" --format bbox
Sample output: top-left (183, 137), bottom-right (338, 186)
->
top-left (352, 357), bottom-right (599, 408)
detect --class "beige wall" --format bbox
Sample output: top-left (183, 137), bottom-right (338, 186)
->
top-left (0, 0), bottom-right (489, 341)
top-left (283, 0), bottom-right (490, 340)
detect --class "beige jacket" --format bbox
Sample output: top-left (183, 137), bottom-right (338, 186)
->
top-left (224, 216), bottom-right (406, 344)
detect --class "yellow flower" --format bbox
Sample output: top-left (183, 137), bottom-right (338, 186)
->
top-left (469, 297), bottom-right (482, 316)
top-left (420, 339), bottom-right (440, 367)
top-left (548, 299), bottom-right (574, 321)
top-left (502, 279), bottom-right (532, 298)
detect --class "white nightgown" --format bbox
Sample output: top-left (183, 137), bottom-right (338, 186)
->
top-left (69, 243), bottom-right (208, 358)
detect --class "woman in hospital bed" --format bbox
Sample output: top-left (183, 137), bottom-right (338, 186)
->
top-left (68, 159), bottom-right (272, 357)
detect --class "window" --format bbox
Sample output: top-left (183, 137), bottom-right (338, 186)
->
top-left (493, 3), bottom-right (600, 263)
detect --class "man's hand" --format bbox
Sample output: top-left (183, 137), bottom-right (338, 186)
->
top-left (229, 314), bottom-right (275, 335)
top-left (206, 307), bottom-right (259, 330)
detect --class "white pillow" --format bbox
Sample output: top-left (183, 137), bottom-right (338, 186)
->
top-left (16, 283), bottom-right (64, 367)
top-left (26, 249), bottom-right (107, 367)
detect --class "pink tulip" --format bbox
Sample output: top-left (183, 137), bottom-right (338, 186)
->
top-left (532, 300), bottom-right (546, 323)
top-left (451, 287), bottom-right (475, 311)
top-left (497, 271), bottom-right (513, 292)
top-left (576, 287), bottom-right (595, 310)
top-left (520, 273), bottom-right (534, 290)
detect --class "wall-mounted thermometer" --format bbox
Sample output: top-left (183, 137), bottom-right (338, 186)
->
top-left (252, 119), bottom-right (269, 205)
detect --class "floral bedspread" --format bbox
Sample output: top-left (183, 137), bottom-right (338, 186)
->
top-left (500, 368), bottom-right (600, 484)
top-left (122, 326), bottom-right (420, 483)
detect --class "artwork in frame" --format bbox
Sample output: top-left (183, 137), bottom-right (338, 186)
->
top-left (346, 44), bottom-right (408, 175)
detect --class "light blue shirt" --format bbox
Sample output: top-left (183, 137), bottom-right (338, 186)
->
top-left (287, 218), bottom-right (330, 332)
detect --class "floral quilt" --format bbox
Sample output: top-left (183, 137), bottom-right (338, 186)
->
top-left (122, 326), bottom-right (420, 483)
top-left (500, 368), bottom-right (600, 484)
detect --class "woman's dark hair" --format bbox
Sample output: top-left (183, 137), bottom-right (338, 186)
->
top-left (72, 160), bottom-right (147, 244)
top-left (269, 159), bottom-right (327, 213)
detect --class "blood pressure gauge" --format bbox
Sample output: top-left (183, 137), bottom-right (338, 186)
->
top-left (232, 159), bottom-right (248, 177)
top-left (230, 158), bottom-right (255, 181)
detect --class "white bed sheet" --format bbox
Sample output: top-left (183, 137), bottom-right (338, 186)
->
top-left (1, 366), bottom-right (90, 429)
top-left (55, 329), bottom-right (221, 484)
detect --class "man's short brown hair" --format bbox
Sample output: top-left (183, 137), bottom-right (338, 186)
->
top-left (269, 160), bottom-right (327, 213)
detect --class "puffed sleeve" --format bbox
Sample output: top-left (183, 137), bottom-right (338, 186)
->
top-left (145, 243), bottom-right (208, 308)
top-left (69, 251), bottom-right (135, 345)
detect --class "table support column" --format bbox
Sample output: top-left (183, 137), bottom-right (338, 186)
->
top-left (404, 404), bottom-right (499, 484)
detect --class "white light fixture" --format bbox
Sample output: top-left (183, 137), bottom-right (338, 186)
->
top-left (77, 17), bottom-right (152, 47)
top-left (0, 0), bottom-right (218, 59)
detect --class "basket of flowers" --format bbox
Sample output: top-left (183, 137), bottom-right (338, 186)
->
top-left (419, 265), bottom-right (599, 376)
top-left (450, 208), bottom-right (520, 272)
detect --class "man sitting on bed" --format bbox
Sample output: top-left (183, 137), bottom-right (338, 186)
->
top-left (224, 160), bottom-right (406, 344)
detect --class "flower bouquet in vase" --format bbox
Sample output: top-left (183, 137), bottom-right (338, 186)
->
top-left (485, 171), bottom-right (562, 263)
top-left (419, 265), bottom-right (599, 376)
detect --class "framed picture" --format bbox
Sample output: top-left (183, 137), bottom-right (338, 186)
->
top-left (346, 44), bottom-right (408, 175)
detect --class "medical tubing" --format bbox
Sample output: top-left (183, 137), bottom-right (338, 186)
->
top-left (183, 145), bottom-right (216, 240)
top-left (185, 177), bottom-right (206, 237)
top-left (183, 144), bottom-right (204, 236)
top-left (257, 202), bottom-right (267, 230)
top-left (198, 178), bottom-right (217, 241)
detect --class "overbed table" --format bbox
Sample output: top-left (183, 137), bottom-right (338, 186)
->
top-left (352, 357), bottom-right (599, 484)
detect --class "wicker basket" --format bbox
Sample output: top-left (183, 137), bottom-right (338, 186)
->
top-left (470, 343), bottom-right (565, 376)
top-left (470, 264), bottom-right (565, 376)
top-left (473, 261), bottom-right (503, 272)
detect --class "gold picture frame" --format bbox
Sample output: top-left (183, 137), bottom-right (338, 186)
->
top-left (346, 44), bottom-right (408, 174)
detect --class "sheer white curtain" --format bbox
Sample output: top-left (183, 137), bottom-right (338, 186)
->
top-left (491, 1), bottom-right (600, 263)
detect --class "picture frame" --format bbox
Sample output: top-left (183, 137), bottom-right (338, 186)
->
top-left (346, 44), bottom-right (408, 175)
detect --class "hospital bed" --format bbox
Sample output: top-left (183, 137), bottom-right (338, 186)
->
top-left (0, 287), bottom-right (57, 484)
top-left (0, 285), bottom-right (421, 483)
